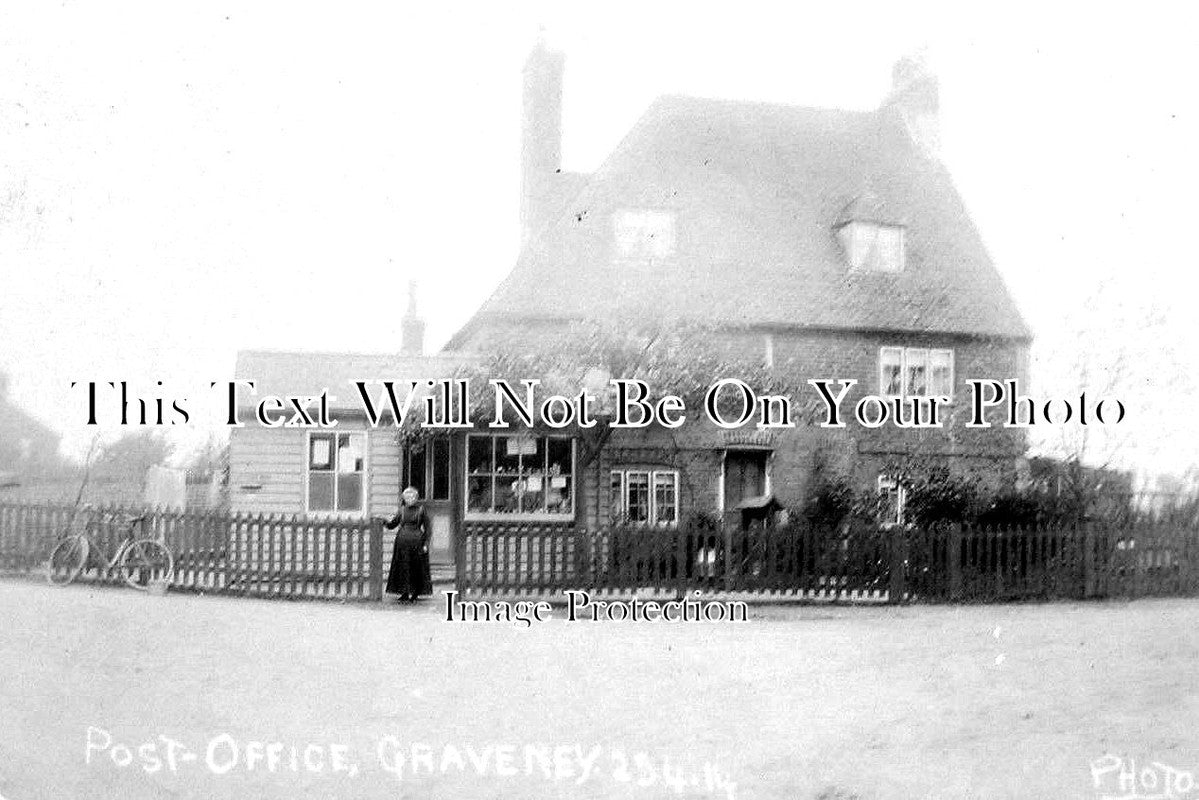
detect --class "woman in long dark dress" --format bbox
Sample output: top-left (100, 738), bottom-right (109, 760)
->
top-left (383, 486), bottom-right (433, 602)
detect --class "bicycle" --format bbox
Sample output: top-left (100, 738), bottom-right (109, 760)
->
top-left (47, 506), bottom-right (174, 590)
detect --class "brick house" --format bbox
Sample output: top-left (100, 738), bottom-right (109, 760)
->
top-left (228, 44), bottom-right (1031, 564)
top-left (445, 43), bottom-right (1031, 532)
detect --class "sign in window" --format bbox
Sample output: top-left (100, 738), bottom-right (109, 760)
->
top-left (466, 435), bottom-right (574, 519)
top-left (307, 432), bottom-right (365, 514)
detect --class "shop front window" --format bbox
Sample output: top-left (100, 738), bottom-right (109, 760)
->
top-left (466, 435), bottom-right (574, 519)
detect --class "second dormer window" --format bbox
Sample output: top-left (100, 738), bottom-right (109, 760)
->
top-left (614, 210), bottom-right (675, 260)
top-left (839, 221), bottom-right (905, 272)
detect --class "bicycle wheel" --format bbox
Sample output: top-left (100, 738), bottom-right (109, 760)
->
top-left (121, 540), bottom-right (174, 590)
top-left (47, 536), bottom-right (89, 586)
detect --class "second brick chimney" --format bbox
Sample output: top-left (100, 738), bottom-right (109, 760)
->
top-left (883, 54), bottom-right (940, 156)
top-left (520, 37), bottom-right (565, 245)
top-left (401, 281), bottom-right (425, 356)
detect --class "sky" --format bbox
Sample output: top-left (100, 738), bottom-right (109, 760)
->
top-left (1, 1), bottom-right (1197, 478)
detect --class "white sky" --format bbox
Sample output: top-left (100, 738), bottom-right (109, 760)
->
top-left (1, 1), bottom-right (1197, 477)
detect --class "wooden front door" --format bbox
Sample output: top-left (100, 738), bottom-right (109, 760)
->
top-left (723, 450), bottom-right (769, 515)
top-left (403, 437), bottom-right (454, 564)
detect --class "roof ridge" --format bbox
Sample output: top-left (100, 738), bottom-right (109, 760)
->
top-left (653, 92), bottom-right (879, 117)
top-left (236, 348), bottom-right (469, 359)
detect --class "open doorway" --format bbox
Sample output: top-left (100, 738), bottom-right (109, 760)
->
top-left (402, 437), bottom-right (453, 564)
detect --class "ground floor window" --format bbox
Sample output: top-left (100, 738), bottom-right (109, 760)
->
top-left (610, 469), bottom-right (679, 526)
top-left (466, 434), bottom-right (573, 519)
top-left (877, 475), bottom-right (907, 527)
top-left (307, 432), bottom-right (366, 515)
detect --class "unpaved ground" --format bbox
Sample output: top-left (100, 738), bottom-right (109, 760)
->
top-left (1, 580), bottom-right (1197, 800)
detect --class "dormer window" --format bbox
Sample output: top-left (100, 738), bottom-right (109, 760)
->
top-left (835, 192), bottom-right (905, 272)
top-left (614, 210), bottom-right (675, 260)
top-left (838, 221), bottom-right (905, 272)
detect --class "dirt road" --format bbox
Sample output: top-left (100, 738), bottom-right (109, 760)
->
top-left (1, 580), bottom-right (1196, 799)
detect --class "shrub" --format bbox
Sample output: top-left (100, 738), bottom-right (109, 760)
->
top-left (802, 475), bottom-right (857, 528)
top-left (902, 467), bottom-right (982, 527)
top-left (975, 492), bottom-right (1042, 528)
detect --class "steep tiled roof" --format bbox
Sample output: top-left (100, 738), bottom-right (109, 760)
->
top-left (834, 190), bottom-right (898, 227)
top-left (450, 95), bottom-right (1030, 347)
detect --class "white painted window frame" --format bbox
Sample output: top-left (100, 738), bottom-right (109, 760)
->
top-left (877, 475), bottom-right (907, 528)
top-left (304, 430), bottom-right (369, 518)
top-left (842, 221), bottom-right (905, 272)
top-left (879, 346), bottom-right (954, 400)
top-left (464, 434), bottom-right (576, 522)
top-left (609, 468), bottom-right (680, 528)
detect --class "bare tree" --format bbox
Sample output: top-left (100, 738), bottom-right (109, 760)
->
top-left (1027, 285), bottom-right (1185, 521)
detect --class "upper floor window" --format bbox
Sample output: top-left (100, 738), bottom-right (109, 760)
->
top-left (880, 347), bottom-right (953, 398)
top-left (839, 222), bottom-right (905, 272)
top-left (614, 210), bottom-right (675, 260)
top-left (307, 432), bottom-right (366, 515)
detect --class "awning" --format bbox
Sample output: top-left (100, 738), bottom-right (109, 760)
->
top-left (734, 494), bottom-right (782, 512)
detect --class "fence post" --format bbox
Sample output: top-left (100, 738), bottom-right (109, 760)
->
top-left (723, 524), bottom-right (734, 594)
top-left (1188, 527), bottom-right (1199, 596)
top-left (888, 528), bottom-right (907, 604)
top-left (1083, 523), bottom-right (1096, 599)
top-left (455, 523), bottom-right (469, 596)
top-left (948, 524), bottom-right (962, 601)
top-left (368, 518), bottom-right (384, 601)
top-left (582, 527), bottom-right (596, 589)
top-left (1185, 527), bottom-right (1197, 596)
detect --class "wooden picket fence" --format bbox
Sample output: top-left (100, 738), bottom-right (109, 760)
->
top-left (905, 523), bottom-right (1199, 602)
top-left (4, 499), bottom-right (1198, 605)
top-left (458, 520), bottom-right (1199, 603)
top-left (458, 521), bottom-right (896, 600)
top-left (0, 501), bottom-right (384, 601)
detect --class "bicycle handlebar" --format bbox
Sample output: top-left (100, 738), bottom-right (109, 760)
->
top-left (80, 509), bottom-right (147, 526)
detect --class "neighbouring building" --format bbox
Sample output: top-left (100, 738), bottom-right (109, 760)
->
top-left (229, 42), bottom-right (1031, 565)
top-left (0, 371), bottom-right (76, 502)
top-left (228, 288), bottom-right (475, 564)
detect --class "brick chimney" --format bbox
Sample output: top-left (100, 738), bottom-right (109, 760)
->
top-left (884, 54), bottom-right (940, 156)
top-left (520, 37), bottom-right (565, 244)
top-left (400, 281), bottom-right (425, 356)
